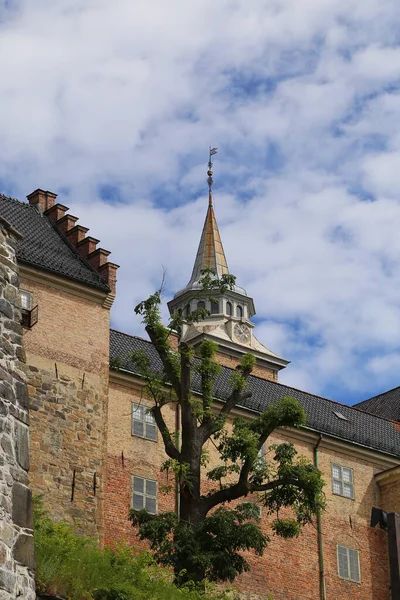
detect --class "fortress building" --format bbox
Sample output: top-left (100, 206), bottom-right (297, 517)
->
top-left (1, 180), bottom-right (400, 600)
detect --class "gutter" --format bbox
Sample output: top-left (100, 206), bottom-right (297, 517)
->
top-left (314, 434), bottom-right (326, 600)
top-left (175, 404), bottom-right (181, 518)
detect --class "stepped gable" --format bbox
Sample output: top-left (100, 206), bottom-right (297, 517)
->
top-left (110, 328), bottom-right (400, 458)
top-left (0, 190), bottom-right (119, 293)
top-left (354, 386), bottom-right (400, 422)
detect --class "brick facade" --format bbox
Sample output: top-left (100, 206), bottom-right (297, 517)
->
top-left (21, 274), bottom-right (111, 537)
top-left (104, 370), bottom-right (399, 599)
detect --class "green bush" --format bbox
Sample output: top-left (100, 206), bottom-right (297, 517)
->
top-left (33, 498), bottom-right (240, 600)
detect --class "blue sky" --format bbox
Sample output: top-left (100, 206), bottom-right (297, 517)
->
top-left (1, 0), bottom-right (400, 405)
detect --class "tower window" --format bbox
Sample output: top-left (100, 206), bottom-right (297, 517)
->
top-left (185, 304), bottom-right (191, 317)
top-left (197, 301), bottom-right (205, 310)
top-left (210, 301), bottom-right (219, 314)
top-left (236, 305), bottom-right (243, 318)
top-left (226, 301), bottom-right (232, 316)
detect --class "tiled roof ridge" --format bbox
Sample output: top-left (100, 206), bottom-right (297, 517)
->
top-left (109, 328), bottom-right (399, 428)
top-left (0, 192), bottom-right (110, 292)
top-left (110, 328), bottom-right (154, 345)
top-left (3, 190), bottom-right (119, 295)
top-left (355, 385), bottom-right (400, 406)
top-left (1, 193), bottom-right (110, 290)
top-left (0, 192), bottom-right (39, 209)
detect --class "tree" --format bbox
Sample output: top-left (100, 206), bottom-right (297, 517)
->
top-left (127, 270), bottom-right (325, 588)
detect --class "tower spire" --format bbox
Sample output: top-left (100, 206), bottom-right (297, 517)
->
top-left (186, 148), bottom-right (228, 287)
top-left (207, 147), bottom-right (217, 207)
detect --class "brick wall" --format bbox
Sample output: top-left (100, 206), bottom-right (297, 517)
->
top-left (0, 219), bottom-right (35, 600)
top-left (105, 369), bottom-right (394, 599)
top-left (20, 275), bottom-right (110, 537)
top-left (104, 379), bottom-right (177, 547)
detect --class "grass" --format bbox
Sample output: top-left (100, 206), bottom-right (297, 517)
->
top-left (34, 499), bottom-right (240, 600)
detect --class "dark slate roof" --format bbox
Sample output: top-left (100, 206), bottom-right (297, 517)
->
top-left (110, 329), bottom-right (400, 458)
top-left (354, 387), bottom-right (400, 422)
top-left (0, 194), bottom-right (109, 291)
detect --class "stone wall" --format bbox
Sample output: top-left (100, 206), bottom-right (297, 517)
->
top-left (0, 218), bottom-right (35, 600)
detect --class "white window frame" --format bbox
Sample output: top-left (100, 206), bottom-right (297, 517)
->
top-left (337, 545), bottom-right (360, 583)
top-left (20, 289), bottom-right (33, 310)
top-left (131, 403), bottom-right (157, 442)
top-left (332, 464), bottom-right (354, 499)
top-left (131, 476), bottom-right (158, 514)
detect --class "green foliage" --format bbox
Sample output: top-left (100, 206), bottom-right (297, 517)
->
top-left (110, 355), bottom-right (123, 370)
top-left (130, 505), bottom-right (268, 585)
top-left (34, 498), bottom-right (236, 600)
top-left (271, 519), bottom-right (302, 538)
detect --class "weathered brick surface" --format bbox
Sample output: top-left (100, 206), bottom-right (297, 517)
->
top-left (0, 220), bottom-right (36, 600)
top-left (20, 276), bottom-right (110, 537)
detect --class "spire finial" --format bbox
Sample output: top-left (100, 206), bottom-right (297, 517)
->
top-left (207, 147), bottom-right (218, 206)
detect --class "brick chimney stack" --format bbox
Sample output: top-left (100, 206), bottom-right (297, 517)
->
top-left (27, 189), bottom-right (58, 213)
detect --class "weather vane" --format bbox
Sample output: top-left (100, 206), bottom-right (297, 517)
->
top-left (207, 147), bottom-right (218, 193)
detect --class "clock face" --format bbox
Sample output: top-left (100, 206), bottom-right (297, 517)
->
top-left (234, 322), bottom-right (251, 344)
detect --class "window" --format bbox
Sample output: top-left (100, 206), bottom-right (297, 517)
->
top-left (131, 476), bottom-right (157, 514)
top-left (184, 304), bottom-right (191, 317)
top-left (257, 444), bottom-right (266, 463)
top-left (20, 290), bottom-right (32, 310)
top-left (337, 545), bottom-right (360, 583)
top-left (332, 464), bottom-right (354, 499)
top-left (226, 301), bottom-right (232, 316)
top-left (333, 411), bottom-right (348, 421)
top-left (20, 290), bottom-right (38, 329)
top-left (132, 403), bottom-right (157, 441)
top-left (242, 501), bottom-right (262, 519)
top-left (197, 301), bottom-right (205, 309)
top-left (236, 305), bottom-right (243, 318)
top-left (210, 300), bottom-right (219, 314)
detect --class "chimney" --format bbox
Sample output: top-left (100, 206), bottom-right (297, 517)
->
top-left (66, 225), bottom-right (89, 246)
top-left (56, 214), bottom-right (79, 235)
top-left (99, 262), bottom-right (119, 296)
top-left (76, 236), bottom-right (100, 258)
top-left (27, 189), bottom-right (57, 213)
top-left (44, 203), bottom-right (69, 222)
top-left (87, 248), bottom-right (110, 270)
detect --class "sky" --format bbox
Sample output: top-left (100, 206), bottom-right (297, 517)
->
top-left (1, 0), bottom-right (400, 404)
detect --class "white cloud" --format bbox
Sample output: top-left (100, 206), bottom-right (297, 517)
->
top-left (1, 0), bottom-right (400, 404)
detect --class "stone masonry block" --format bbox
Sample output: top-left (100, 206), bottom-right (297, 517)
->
top-left (15, 381), bottom-right (29, 411)
top-left (15, 422), bottom-right (30, 471)
top-left (12, 483), bottom-right (33, 529)
top-left (0, 567), bottom-right (16, 593)
top-left (12, 534), bottom-right (35, 570)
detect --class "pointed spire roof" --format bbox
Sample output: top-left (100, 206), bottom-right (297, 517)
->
top-left (187, 190), bottom-right (229, 286)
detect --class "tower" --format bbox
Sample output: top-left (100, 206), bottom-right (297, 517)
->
top-left (168, 151), bottom-right (289, 381)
